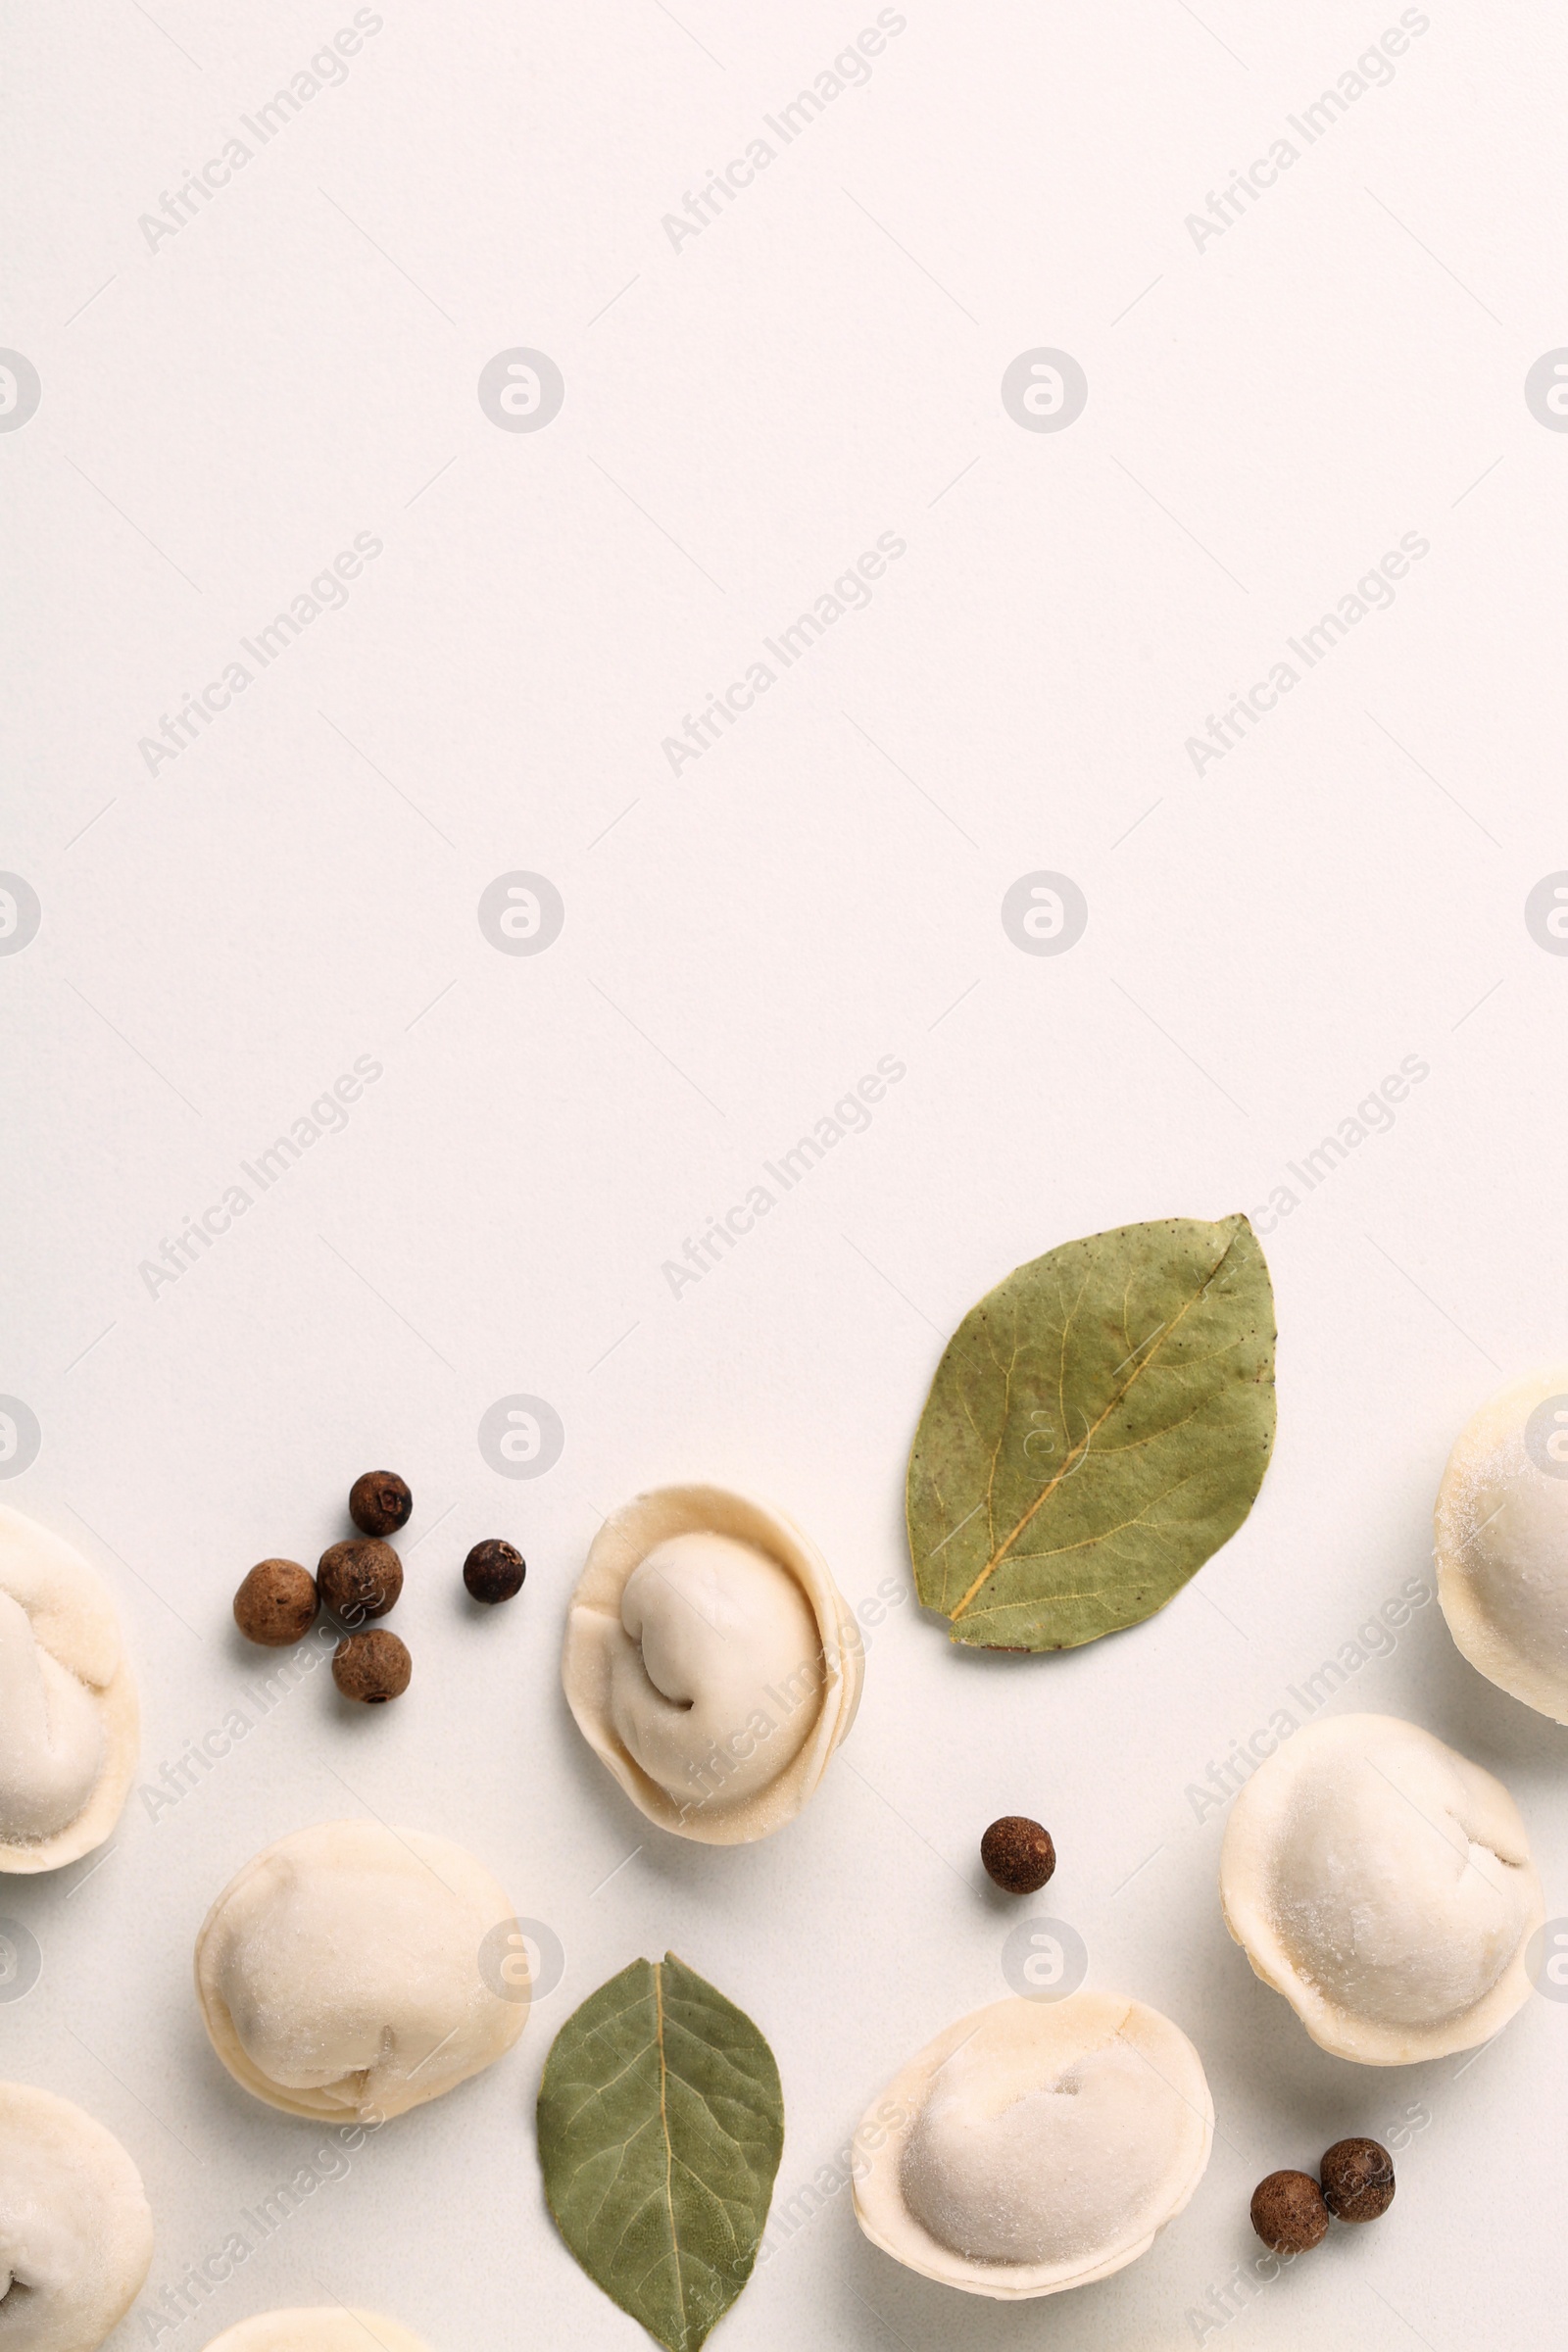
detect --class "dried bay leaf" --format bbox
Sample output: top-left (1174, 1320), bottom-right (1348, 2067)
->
top-left (537, 1952), bottom-right (784, 2352)
top-left (906, 1213), bottom-right (1276, 1650)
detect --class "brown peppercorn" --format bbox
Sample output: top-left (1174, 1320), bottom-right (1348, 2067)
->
top-left (318, 1538), bottom-right (403, 1623)
top-left (980, 1816), bottom-right (1056, 1895)
top-left (1320, 2137), bottom-right (1395, 2223)
top-left (1250, 2171), bottom-right (1329, 2254)
top-left (349, 1469), bottom-right (413, 1537)
top-left (332, 1628), bottom-right (412, 1704)
top-left (233, 1559), bottom-right (318, 1646)
top-left (464, 1539), bottom-right (526, 1605)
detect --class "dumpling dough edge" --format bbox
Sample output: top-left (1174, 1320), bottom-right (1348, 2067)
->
top-left (200, 2313), bottom-right (430, 2352)
top-left (0, 2080), bottom-right (154, 2345)
top-left (1436, 1369), bottom-right (1568, 1724)
top-left (851, 1991), bottom-right (1213, 2300)
top-left (561, 1484), bottom-right (863, 1845)
top-left (0, 1505), bottom-right (139, 1876)
top-left (1218, 1711), bottom-right (1544, 2064)
top-left (193, 1820), bottom-right (527, 2122)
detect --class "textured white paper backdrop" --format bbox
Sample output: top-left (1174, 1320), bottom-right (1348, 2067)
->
top-left (4, 2), bottom-right (1568, 2346)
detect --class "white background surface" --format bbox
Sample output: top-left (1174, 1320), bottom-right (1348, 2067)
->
top-left (4, 2), bottom-right (1568, 2346)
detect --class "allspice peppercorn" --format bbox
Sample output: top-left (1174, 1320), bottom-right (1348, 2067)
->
top-left (981, 1816), bottom-right (1056, 1895)
top-left (464, 1539), bottom-right (525, 1605)
top-left (1320, 2137), bottom-right (1396, 2224)
top-left (233, 1559), bottom-right (318, 1646)
top-left (1250, 2170), bottom-right (1329, 2254)
top-left (318, 1538), bottom-right (403, 1623)
top-left (332, 1628), bottom-right (412, 1704)
top-left (349, 1469), bottom-right (413, 1538)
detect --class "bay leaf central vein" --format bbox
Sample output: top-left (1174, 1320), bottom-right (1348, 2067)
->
top-left (949, 1242), bottom-right (1233, 1622)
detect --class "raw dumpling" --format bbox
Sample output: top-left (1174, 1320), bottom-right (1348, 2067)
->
top-left (0, 1506), bottom-right (138, 1873)
top-left (1220, 1713), bottom-right (1543, 2063)
top-left (1436, 1369), bottom-right (1568, 1721)
top-left (853, 1992), bottom-right (1212, 2298)
top-left (562, 1485), bottom-right (862, 1844)
top-left (201, 2316), bottom-right (430, 2351)
top-left (0, 2082), bottom-right (154, 2351)
top-left (194, 1821), bottom-right (526, 2121)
